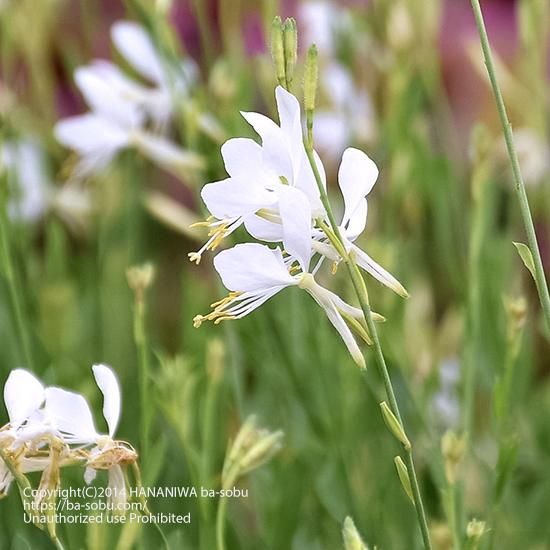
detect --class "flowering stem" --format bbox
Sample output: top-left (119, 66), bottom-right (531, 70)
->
top-left (0, 206), bottom-right (34, 370)
top-left (304, 145), bottom-right (432, 549)
top-left (470, 0), bottom-right (550, 333)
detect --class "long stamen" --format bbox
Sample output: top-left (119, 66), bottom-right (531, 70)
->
top-left (188, 217), bottom-right (242, 264)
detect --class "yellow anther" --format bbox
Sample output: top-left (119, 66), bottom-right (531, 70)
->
top-left (188, 252), bottom-right (202, 264)
top-left (193, 315), bottom-right (205, 328)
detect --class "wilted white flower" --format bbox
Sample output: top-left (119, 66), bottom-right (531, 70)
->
top-left (55, 21), bottom-right (202, 178)
top-left (44, 365), bottom-right (136, 510)
top-left (0, 369), bottom-right (56, 496)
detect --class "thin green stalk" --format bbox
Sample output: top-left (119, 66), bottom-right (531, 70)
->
top-left (471, 0), bottom-right (550, 333)
top-left (216, 495), bottom-right (228, 550)
top-left (0, 207), bottom-right (34, 369)
top-left (133, 297), bottom-right (150, 464)
top-left (130, 464), bottom-right (171, 550)
top-left (304, 144), bottom-right (432, 549)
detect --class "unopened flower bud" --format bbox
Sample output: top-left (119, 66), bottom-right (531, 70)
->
top-left (380, 402), bottom-right (411, 450)
top-left (342, 516), bottom-right (369, 550)
top-left (283, 18), bottom-right (298, 86)
top-left (504, 296), bottom-right (527, 334)
top-left (394, 456), bottom-right (414, 503)
top-left (441, 430), bottom-right (465, 485)
top-left (271, 16), bottom-right (286, 87)
top-left (222, 416), bottom-right (283, 488)
top-left (466, 518), bottom-right (487, 547)
top-left (387, 3), bottom-right (413, 51)
top-left (304, 44), bottom-right (318, 114)
top-left (127, 262), bottom-right (156, 302)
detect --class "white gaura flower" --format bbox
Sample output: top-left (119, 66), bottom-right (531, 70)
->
top-left (188, 86), bottom-right (325, 263)
top-left (194, 190), bottom-right (384, 369)
top-left (54, 20), bottom-right (202, 179)
top-left (310, 147), bottom-right (408, 298)
top-left (193, 242), bottom-right (378, 369)
top-left (43, 364), bottom-right (136, 504)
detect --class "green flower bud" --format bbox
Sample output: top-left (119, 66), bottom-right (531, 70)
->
top-left (271, 16), bottom-right (286, 87)
top-left (380, 402), bottom-right (411, 450)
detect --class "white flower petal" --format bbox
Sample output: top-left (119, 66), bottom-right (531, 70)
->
top-left (301, 276), bottom-right (365, 369)
top-left (278, 187), bottom-right (311, 272)
top-left (92, 364), bottom-right (121, 438)
top-left (221, 138), bottom-right (264, 179)
top-left (338, 148), bottom-right (378, 228)
top-left (345, 198), bottom-right (368, 242)
top-left (202, 178), bottom-right (276, 220)
top-left (111, 21), bottom-right (164, 85)
top-left (4, 369), bottom-right (45, 426)
top-left (243, 215), bottom-right (284, 242)
top-left (44, 387), bottom-right (98, 444)
top-left (240, 111), bottom-right (293, 180)
top-left (213, 243), bottom-right (296, 293)
top-left (350, 243), bottom-right (408, 298)
top-left (275, 86), bottom-right (304, 167)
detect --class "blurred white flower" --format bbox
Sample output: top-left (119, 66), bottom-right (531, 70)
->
top-left (1, 139), bottom-right (91, 231)
top-left (500, 128), bottom-right (549, 187)
top-left (432, 358), bottom-right (460, 430)
top-left (2, 140), bottom-right (51, 222)
top-left (55, 21), bottom-right (201, 179)
top-left (313, 63), bottom-right (376, 158)
top-left (300, 1), bottom-right (341, 56)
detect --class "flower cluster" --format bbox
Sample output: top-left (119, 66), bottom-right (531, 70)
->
top-left (54, 20), bottom-right (204, 179)
top-left (0, 365), bottom-right (137, 516)
top-left (191, 86), bottom-right (407, 368)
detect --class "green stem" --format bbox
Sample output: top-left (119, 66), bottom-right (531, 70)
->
top-left (0, 208), bottom-right (34, 369)
top-left (304, 144), bottom-right (432, 550)
top-left (215, 495), bottom-right (228, 550)
top-left (131, 464), bottom-right (171, 550)
top-left (51, 536), bottom-right (67, 550)
top-left (471, 0), bottom-right (550, 334)
top-left (133, 297), bottom-right (150, 464)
